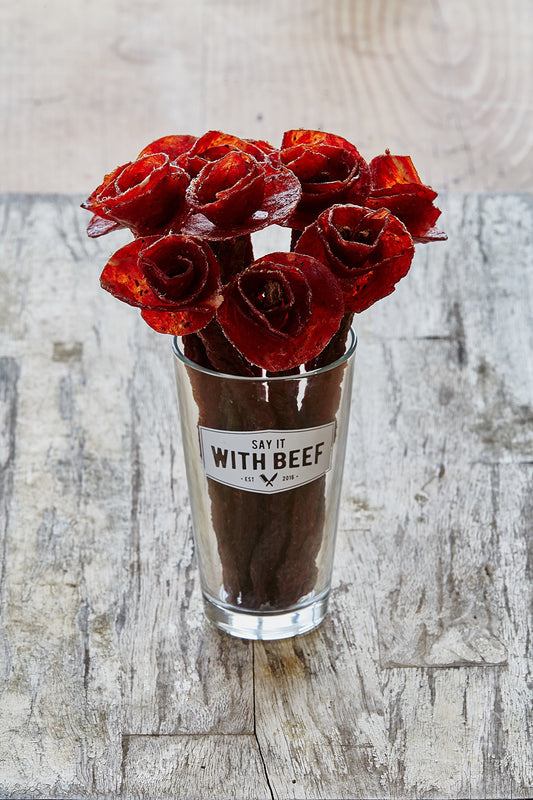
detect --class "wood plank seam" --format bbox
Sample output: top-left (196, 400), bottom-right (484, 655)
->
top-left (252, 643), bottom-right (276, 800)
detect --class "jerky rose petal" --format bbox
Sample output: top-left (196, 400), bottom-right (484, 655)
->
top-left (280, 129), bottom-right (371, 230)
top-left (296, 204), bottom-right (415, 313)
top-left (100, 236), bottom-right (163, 308)
top-left (86, 213), bottom-right (123, 238)
top-left (179, 130), bottom-right (278, 176)
top-left (217, 252), bottom-right (344, 371)
top-left (367, 152), bottom-right (447, 242)
top-left (100, 234), bottom-right (222, 334)
top-left (82, 163), bottom-right (129, 237)
top-left (139, 307), bottom-right (215, 335)
top-left (82, 153), bottom-right (190, 237)
top-left (137, 134), bottom-right (197, 160)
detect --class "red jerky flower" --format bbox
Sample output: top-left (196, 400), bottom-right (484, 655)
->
top-left (296, 204), bottom-right (415, 313)
top-left (186, 151), bottom-right (266, 226)
top-left (100, 234), bottom-right (222, 335)
top-left (137, 134), bottom-right (197, 161)
top-left (279, 129), bottom-right (371, 230)
top-left (178, 130), bottom-right (278, 177)
top-left (366, 152), bottom-right (447, 243)
top-left (82, 153), bottom-right (190, 238)
top-left (217, 252), bottom-right (344, 372)
top-left (180, 156), bottom-right (301, 241)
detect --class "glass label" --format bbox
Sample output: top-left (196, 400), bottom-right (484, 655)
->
top-left (199, 423), bottom-right (336, 494)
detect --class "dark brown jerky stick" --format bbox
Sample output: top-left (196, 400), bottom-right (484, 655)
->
top-left (307, 312), bottom-right (354, 371)
top-left (207, 381), bottom-right (284, 609)
top-left (273, 479), bottom-right (325, 605)
top-left (198, 318), bottom-right (260, 377)
top-left (183, 332), bottom-right (212, 369)
top-left (182, 326), bottom-right (260, 602)
top-left (247, 376), bottom-right (301, 606)
top-left (290, 229), bottom-right (302, 251)
top-left (197, 328), bottom-right (301, 607)
top-left (180, 345), bottom-right (238, 596)
top-left (268, 343), bottom-right (353, 607)
top-left (248, 352), bottom-right (350, 609)
top-left (252, 377), bottom-right (329, 607)
top-left (184, 320), bottom-right (293, 606)
top-left (209, 235), bottom-right (254, 284)
top-left (192, 318), bottom-right (262, 600)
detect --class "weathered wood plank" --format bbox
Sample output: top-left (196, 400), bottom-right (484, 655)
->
top-left (0, 195), bottom-right (255, 797)
top-left (380, 463), bottom-right (532, 799)
top-left (120, 325), bottom-right (256, 737)
top-left (350, 193), bottom-right (532, 670)
top-left (0, 356), bottom-right (19, 733)
top-left (254, 624), bottom-right (389, 799)
top-left (344, 196), bottom-right (531, 798)
top-left (1, 1), bottom-right (532, 193)
top-left (253, 192), bottom-right (533, 798)
top-left (122, 734), bottom-right (272, 799)
top-left (0, 195), bottom-right (130, 798)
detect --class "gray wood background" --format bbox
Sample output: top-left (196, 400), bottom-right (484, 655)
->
top-left (1, 1), bottom-right (532, 798)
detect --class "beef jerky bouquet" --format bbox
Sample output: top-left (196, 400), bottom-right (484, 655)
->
top-left (83, 129), bottom-right (446, 637)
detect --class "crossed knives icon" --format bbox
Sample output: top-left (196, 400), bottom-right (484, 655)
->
top-left (260, 473), bottom-right (278, 487)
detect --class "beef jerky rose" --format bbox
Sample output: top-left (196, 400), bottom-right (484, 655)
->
top-left (366, 152), bottom-right (447, 243)
top-left (186, 151), bottom-right (266, 226)
top-left (279, 129), bottom-right (371, 230)
top-left (217, 252), bottom-right (344, 372)
top-left (181, 152), bottom-right (301, 241)
top-left (100, 233), bottom-right (222, 335)
top-left (296, 204), bottom-right (415, 313)
top-left (82, 153), bottom-right (190, 238)
top-left (179, 130), bottom-right (278, 177)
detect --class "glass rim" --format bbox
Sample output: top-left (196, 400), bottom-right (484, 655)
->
top-left (172, 327), bottom-right (357, 382)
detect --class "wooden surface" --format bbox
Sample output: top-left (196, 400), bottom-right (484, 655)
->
top-left (1, 1), bottom-right (533, 798)
top-left (1, 0), bottom-right (532, 194)
top-left (0, 191), bottom-right (531, 799)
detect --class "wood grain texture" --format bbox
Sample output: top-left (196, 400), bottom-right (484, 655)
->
top-left (0, 192), bottom-right (531, 798)
top-left (1, 0), bottom-right (532, 193)
top-left (122, 734), bottom-right (271, 799)
top-left (0, 195), bottom-right (255, 797)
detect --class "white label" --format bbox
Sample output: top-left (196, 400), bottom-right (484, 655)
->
top-left (199, 423), bottom-right (336, 494)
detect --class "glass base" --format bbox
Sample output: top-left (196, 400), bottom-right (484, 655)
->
top-left (203, 591), bottom-right (330, 640)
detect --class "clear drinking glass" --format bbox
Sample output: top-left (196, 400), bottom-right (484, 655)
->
top-left (172, 329), bottom-right (356, 640)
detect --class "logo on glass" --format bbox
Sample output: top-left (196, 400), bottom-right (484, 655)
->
top-left (199, 423), bottom-right (336, 494)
